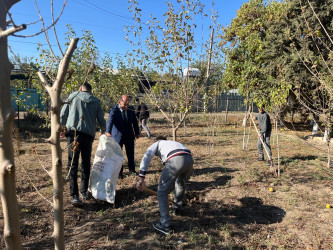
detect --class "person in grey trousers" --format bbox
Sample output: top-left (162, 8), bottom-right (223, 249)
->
top-left (257, 105), bottom-right (273, 166)
top-left (136, 136), bottom-right (193, 235)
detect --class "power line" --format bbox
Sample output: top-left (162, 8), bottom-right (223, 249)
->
top-left (77, 0), bottom-right (134, 22)
top-left (11, 12), bottom-right (125, 31)
top-left (8, 39), bottom-right (126, 55)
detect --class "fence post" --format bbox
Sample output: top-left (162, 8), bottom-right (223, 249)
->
top-left (225, 97), bottom-right (229, 124)
top-left (16, 89), bottom-right (20, 129)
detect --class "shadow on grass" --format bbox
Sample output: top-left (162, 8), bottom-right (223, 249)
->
top-left (187, 175), bottom-right (232, 192)
top-left (225, 197), bottom-right (286, 224)
top-left (193, 166), bottom-right (236, 176)
top-left (280, 155), bottom-right (318, 165)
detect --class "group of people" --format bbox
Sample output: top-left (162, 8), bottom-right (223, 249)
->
top-left (60, 83), bottom-right (194, 235)
top-left (60, 83), bottom-right (273, 235)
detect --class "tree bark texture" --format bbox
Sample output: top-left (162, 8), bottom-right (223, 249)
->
top-left (0, 2), bottom-right (22, 249)
top-left (40, 38), bottom-right (79, 250)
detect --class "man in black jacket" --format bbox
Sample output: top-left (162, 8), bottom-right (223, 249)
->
top-left (257, 105), bottom-right (273, 166)
top-left (135, 98), bottom-right (151, 139)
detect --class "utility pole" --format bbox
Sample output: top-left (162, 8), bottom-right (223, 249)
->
top-left (204, 29), bottom-right (214, 112)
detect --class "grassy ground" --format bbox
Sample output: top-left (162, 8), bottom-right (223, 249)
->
top-left (1, 112), bottom-right (333, 249)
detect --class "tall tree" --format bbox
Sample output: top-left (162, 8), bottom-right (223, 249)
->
top-left (0, 0), bottom-right (27, 248)
top-left (267, 0), bottom-right (333, 166)
top-left (2, 1), bottom-right (75, 249)
top-left (126, 0), bottom-right (221, 140)
top-left (37, 38), bottom-right (78, 250)
top-left (222, 0), bottom-right (291, 110)
top-left (40, 25), bottom-right (139, 110)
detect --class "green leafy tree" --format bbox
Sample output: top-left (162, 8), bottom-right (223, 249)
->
top-left (38, 25), bottom-right (139, 111)
top-left (267, 0), bottom-right (333, 166)
top-left (222, 0), bottom-right (291, 111)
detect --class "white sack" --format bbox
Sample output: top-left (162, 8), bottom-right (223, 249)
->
top-left (89, 135), bottom-right (124, 204)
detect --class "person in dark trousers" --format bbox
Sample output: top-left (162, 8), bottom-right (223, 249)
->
top-left (106, 95), bottom-right (140, 178)
top-left (257, 105), bottom-right (273, 166)
top-left (135, 98), bottom-right (151, 139)
top-left (60, 83), bottom-right (106, 206)
top-left (136, 136), bottom-right (193, 235)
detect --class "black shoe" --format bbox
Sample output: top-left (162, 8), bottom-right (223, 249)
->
top-left (152, 221), bottom-right (170, 235)
top-left (81, 192), bottom-right (89, 200)
top-left (172, 207), bottom-right (182, 216)
top-left (130, 171), bottom-right (138, 176)
top-left (267, 160), bottom-right (272, 166)
top-left (72, 195), bottom-right (82, 207)
top-left (256, 158), bottom-right (265, 161)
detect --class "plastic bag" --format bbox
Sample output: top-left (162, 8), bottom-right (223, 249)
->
top-left (89, 135), bottom-right (124, 204)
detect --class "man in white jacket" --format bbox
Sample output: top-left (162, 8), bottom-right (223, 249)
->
top-left (136, 136), bottom-right (193, 235)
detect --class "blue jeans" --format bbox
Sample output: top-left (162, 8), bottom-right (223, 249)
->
top-left (158, 154), bottom-right (193, 227)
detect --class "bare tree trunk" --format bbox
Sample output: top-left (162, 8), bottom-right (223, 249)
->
top-left (0, 49), bottom-right (22, 250)
top-left (172, 126), bottom-right (177, 141)
top-left (0, 2), bottom-right (23, 248)
top-left (38, 38), bottom-right (79, 250)
top-left (50, 104), bottom-right (65, 250)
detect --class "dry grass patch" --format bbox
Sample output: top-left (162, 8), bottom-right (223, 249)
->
top-left (0, 112), bottom-right (333, 249)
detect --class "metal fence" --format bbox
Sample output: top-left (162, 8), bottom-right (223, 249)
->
top-left (10, 88), bottom-right (250, 113)
top-left (11, 88), bottom-right (46, 111)
top-left (192, 94), bottom-right (250, 112)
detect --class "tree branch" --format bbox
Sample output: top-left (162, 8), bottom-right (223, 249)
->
top-left (13, 0), bottom-right (67, 38)
top-left (0, 24), bottom-right (26, 39)
top-left (51, 0), bottom-right (64, 57)
top-left (37, 71), bottom-right (52, 94)
top-left (53, 38), bottom-right (79, 90)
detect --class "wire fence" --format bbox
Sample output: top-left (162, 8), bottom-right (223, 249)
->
top-left (192, 94), bottom-right (256, 113)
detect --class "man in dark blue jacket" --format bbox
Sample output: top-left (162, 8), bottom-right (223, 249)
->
top-left (106, 95), bottom-right (140, 177)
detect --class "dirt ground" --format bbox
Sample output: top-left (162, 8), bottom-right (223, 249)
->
top-left (1, 112), bottom-right (333, 249)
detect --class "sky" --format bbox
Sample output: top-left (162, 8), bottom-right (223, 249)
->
top-left (8, 0), bottom-right (248, 66)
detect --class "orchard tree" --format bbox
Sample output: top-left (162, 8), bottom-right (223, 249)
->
top-left (37, 38), bottom-right (78, 250)
top-left (40, 25), bottom-right (139, 110)
top-left (222, 0), bottom-right (291, 110)
top-left (0, 1), bottom-right (26, 248)
top-left (126, 0), bottom-right (221, 140)
top-left (2, 1), bottom-right (79, 249)
top-left (190, 59), bottom-right (224, 112)
top-left (221, 0), bottom-right (290, 174)
top-left (267, 0), bottom-right (333, 166)
top-left (0, 0), bottom-right (73, 249)
top-left (14, 2), bottom-right (78, 250)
